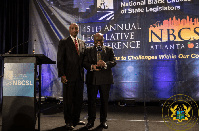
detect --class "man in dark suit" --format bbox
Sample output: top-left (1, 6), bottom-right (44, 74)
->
top-left (57, 23), bottom-right (86, 130)
top-left (83, 33), bottom-right (116, 129)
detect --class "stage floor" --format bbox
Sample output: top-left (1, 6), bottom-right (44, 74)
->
top-left (0, 102), bottom-right (199, 131)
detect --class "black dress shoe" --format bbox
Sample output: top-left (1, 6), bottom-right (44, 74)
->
top-left (101, 122), bottom-right (108, 129)
top-left (77, 120), bottom-right (85, 125)
top-left (73, 120), bottom-right (85, 126)
top-left (85, 121), bottom-right (94, 129)
top-left (66, 123), bottom-right (74, 130)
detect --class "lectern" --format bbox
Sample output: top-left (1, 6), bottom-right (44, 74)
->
top-left (1, 54), bottom-right (56, 131)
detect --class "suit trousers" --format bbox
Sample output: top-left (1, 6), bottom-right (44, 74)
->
top-left (63, 80), bottom-right (84, 124)
top-left (87, 84), bottom-right (111, 123)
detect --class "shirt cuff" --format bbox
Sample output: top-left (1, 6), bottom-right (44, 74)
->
top-left (90, 65), bottom-right (93, 71)
top-left (104, 63), bottom-right (107, 69)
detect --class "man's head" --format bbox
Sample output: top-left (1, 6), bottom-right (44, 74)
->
top-left (94, 33), bottom-right (104, 47)
top-left (69, 23), bottom-right (79, 37)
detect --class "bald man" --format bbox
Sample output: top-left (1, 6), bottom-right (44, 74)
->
top-left (83, 33), bottom-right (116, 129)
top-left (57, 23), bottom-right (86, 130)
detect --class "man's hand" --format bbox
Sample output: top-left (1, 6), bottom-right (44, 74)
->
top-left (92, 64), bottom-right (100, 71)
top-left (61, 76), bottom-right (68, 84)
top-left (97, 60), bottom-right (105, 67)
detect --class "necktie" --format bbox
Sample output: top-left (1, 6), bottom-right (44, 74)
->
top-left (74, 39), bottom-right (79, 55)
top-left (97, 51), bottom-right (101, 61)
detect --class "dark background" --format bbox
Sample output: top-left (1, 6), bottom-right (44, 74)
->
top-left (0, 0), bottom-right (29, 105)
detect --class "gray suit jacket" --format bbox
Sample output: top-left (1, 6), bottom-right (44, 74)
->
top-left (83, 46), bottom-right (116, 85)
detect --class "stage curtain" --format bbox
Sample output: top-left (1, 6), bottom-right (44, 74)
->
top-left (0, 0), bottom-right (29, 105)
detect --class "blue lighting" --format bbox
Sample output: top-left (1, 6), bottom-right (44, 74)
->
top-left (112, 61), bottom-right (141, 98)
top-left (153, 60), bottom-right (176, 98)
top-left (74, 0), bottom-right (94, 12)
top-left (41, 65), bottom-right (52, 97)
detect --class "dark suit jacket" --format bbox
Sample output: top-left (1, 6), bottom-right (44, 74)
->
top-left (83, 46), bottom-right (116, 85)
top-left (57, 36), bottom-right (85, 82)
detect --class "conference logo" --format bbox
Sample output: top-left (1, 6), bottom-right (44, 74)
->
top-left (187, 42), bottom-right (194, 48)
top-left (149, 16), bottom-right (199, 42)
top-left (97, 0), bottom-right (114, 21)
top-left (4, 70), bottom-right (13, 80)
top-left (162, 94), bottom-right (198, 131)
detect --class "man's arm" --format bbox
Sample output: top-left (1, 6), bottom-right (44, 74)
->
top-left (107, 47), bottom-right (116, 69)
top-left (57, 40), bottom-right (68, 84)
top-left (57, 40), bottom-right (66, 77)
top-left (83, 47), bottom-right (100, 71)
top-left (97, 47), bottom-right (116, 69)
top-left (83, 48), bottom-right (91, 70)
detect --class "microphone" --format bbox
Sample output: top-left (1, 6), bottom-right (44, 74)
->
top-left (5, 40), bottom-right (29, 54)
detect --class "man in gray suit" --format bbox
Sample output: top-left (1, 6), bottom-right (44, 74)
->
top-left (57, 23), bottom-right (85, 130)
top-left (83, 33), bottom-right (116, 129)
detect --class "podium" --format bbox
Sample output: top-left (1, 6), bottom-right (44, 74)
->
top-left (0, 54), bottom-right (56, 131)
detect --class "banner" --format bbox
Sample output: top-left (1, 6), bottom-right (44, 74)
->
top-left (29, 0), bottom-right (199, 101)
top-left (3, 63), bottom-right (34, 97)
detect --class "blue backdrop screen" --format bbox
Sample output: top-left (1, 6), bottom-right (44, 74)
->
top-left (29, 0), bottom-right (199, 101)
